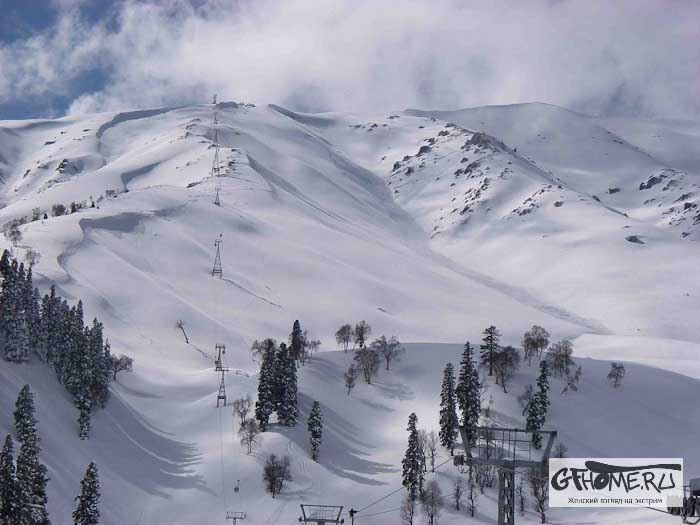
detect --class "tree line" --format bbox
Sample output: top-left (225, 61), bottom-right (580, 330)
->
top-left (1, 250), bottom-right (132, 438)
top-left (1, 384), bottom-right (101, 524)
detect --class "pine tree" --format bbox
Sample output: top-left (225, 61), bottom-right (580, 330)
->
top-left (276, 343), bottom-right (298, 426)
top-left (5, 312), bottom-right (30, 363)
top-left (439, 363), bottom-right (458, 455)
top-left (0, 249), bottom-right (11, 280)
top-left (307, 401), bottom-right (323, 461)
top-left (0, 435), bottom-right (20, 524)
top-left (0, 254), bottom-right (14, 336)
top-left (526, 360), bottom-right (550, 449)
top-left (3, 261), bottom-right (30, 363)
top-left (402, 413), bottom-right (424, 501)
top-left (456, 342), bottom-right (481, 447)
top-left (78, 399), bottom-right (92, 440)
top-left (86, 319), bottom-right (110, 408)
top-left (73, 462), bottom-right (100, 525)
top-left (255, 341), bottom-right (277, 431)
top-left (24, 267), bottom-right (44, 358)
top-left (13, 385), bottom-right (37, 446)
top-left (480, 326), bottom-right (501, 376)
top-left (289, 320), bottom-right (303, 362)
top-left (14, 386), bottom-right (50, 524)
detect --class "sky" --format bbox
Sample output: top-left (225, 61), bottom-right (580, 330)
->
top-left (0, 0), bottom-right (698, 120)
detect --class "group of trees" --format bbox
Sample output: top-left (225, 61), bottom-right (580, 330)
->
top-left (437, 340), bottom-right (486, 459)
top-left (0, 385), bottom-right (101, 524)
top-left (417, 326), bottom-right (558, 522)
top-left (1, 386), bottom-right (50, 524)
top-left (334, 320), bottom-right (371, 352)
top-left (336, 321), bottom-right (405, 392)
top-left (479, 327), bottom-right (520, 393)
top-left (252, 320), bottom-right (321, 367)
top-left (1, 250), bottom-right (129, 438)
top-left (1, 192), bottom-right (118, 250)
top-left (254, 337), bottom-right (298, 431)
top-left (608, 362), bottom-right (625, 387)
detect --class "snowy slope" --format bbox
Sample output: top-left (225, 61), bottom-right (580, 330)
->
top-left (0, 101), bottom-right (698, 524)
top-left (302, 105), bottom-right (700, 341)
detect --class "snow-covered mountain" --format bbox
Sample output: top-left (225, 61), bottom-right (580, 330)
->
top-left (0, 101), bottom-right (698, 524)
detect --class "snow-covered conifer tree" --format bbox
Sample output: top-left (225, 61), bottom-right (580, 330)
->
top-left (402, 413), bottom-right (424, 500)
top-left (73, 462), bottom-right (100, 525)
top-left (439, 363), bottom-right (458, 455)
top-left (307, 400), bottom-right (323, 461)
top-left (276, 343), bottom-right (298, 426)
top-left (255, 340), bottom-right (277, 431)
top-left (0, 435), bottom-right (20, 524)
top-left (456, 342), bottom-right (481, 447)
top-left (14, 385), bottom-right (49, 524)
top-left (480, 326), bottom-right (501, 376)
top-left (526, 360), bottom-right (550, 449)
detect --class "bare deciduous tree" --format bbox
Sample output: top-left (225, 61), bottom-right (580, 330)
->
top-left (335, 324), bottom-right (353, 352)
top-left (299, 336), bottom-right (321, 364)
top-left (518, 384), bottom-right (534, 416)
top-left (2, 219), bottom-right (23, 247)
top-left (561, 366), bottom-right (582, 394)
top-left (421, 479), bottom-right (442, 525)
top-left (344, 364), bottom-right (359, 395)
top-left (110, 354), bottom-right (134, 380)
top-left (24, 248), bottom-right (41, 267)
top-left (175, 319), bottom-right (189, 343)
top-left (493, 345), bottom-right (521, 393)
top-left (467, 478), bottom-right (478, 517)
top-left (250, 338), bottom-right (277, 364)
top-left (233, 395), bottom-right (253, 426)
top-left (263, 454), bottom-right (292, 497)
top-left (547, 339), bottom-right (574, 377)
top-left (425, 430), bottom-right (439, 472)
top-left (417, 429), bottom-right (428, 473)
top-left (239, 419), bottom-right (261, 454)
top-left (608, 362), bottom-right (625, 388)
top-left (453, 477), bottom-right (464, 510)
top-left (523, 325), bottom-right (550, 365)
top-left (529, 466), bottom-right (549, 524)
top-left (370, 335), bottom-right (404, 370)
top-left (353, 346), bottom-right (379, 384)
top-left (400, 493), bottom-right (416, 525)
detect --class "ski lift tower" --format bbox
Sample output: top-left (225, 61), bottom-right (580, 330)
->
top-left (214, 343), bottom-right (226, 371)
top-left (456, 425), bottom-right (557, 525)
top-left (299, 505), bottom-right (344, 524)
top-left (212, 234), bottom-right (223, 278)
top-left (216, 367), bottom-right (230, 408)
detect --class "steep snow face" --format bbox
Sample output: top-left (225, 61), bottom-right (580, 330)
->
top-left (291, 106), bottom-right (700, 342)
top-left (0, 102), bottom-right (698, 524)
top-left (407, 103), bottom-right (700, 238)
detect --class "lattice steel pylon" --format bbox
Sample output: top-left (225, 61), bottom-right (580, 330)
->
top-left (212, 234), bottom-right (223, 278)
top-left (299, 505), bottom-right (344, 524)
top-left (214, 343), bottom-right (226, 371)
top-left (216, 367), bottom-right (230, 407)
top-left (458, 425), bottom-right (557, 525)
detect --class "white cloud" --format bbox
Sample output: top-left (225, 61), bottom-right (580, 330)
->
top-left (1, 0), bottom-right (698, 118)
